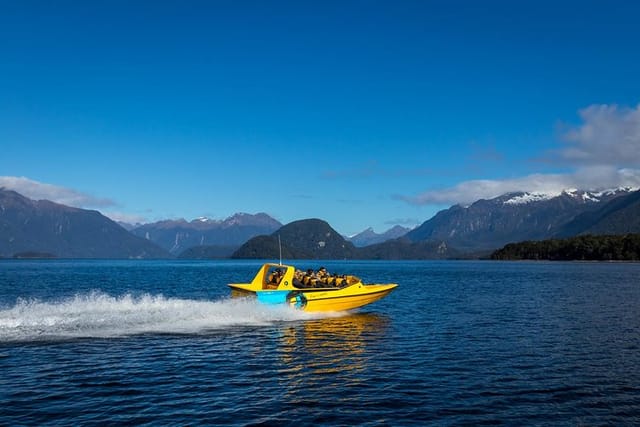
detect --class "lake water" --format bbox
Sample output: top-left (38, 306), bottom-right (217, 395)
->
top-left (1, 259), bottom-right (639, 425)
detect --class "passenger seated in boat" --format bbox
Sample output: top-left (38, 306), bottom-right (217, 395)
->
top-left (316, 267), bottom-right (329, 286)
top-left (266, 268), bottom-right (283, 289)
top-left (293, 269), bottom-right (307, 288)
top-left (303, 268), bottom-right (319, 287)
top-left (327, 274), bottom-right (340, 287)
top-left (334, 274), bottom-right (348, 287)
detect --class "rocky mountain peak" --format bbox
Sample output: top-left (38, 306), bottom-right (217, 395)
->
top-left (130, 212), bottom-right (282, 255)
top-left (348, 225), bottom-right (411, 247)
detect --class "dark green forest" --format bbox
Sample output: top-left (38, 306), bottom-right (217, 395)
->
top-left (491, 234), bottom-right (640, 261)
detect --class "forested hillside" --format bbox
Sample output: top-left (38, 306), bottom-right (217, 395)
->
top-left (491, 234), bottom-right (640, 261)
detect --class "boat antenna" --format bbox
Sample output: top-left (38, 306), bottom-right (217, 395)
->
top-left (278, 234), bottom-right (282, 266)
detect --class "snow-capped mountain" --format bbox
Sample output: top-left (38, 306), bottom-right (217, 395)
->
top-left (406, 187), bottom-right (639, 253)
top-left (130, 213), bottom-right (282, 255)
top-left (502, 187), bottom-right (637, 206)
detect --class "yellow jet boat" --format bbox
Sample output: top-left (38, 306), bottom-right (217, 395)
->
top-left (228, 263), bottom-right (398, 312)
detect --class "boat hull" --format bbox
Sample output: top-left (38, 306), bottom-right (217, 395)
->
top-left (230, 282), bottom-right (397, 312)
top-left (295, 284), bottom-right (397, 312)
top-left (228, 263), bottom-right (397, 312)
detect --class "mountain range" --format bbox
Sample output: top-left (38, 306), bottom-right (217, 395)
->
top-left (404, 188), bottom-right (638, 253)
top-left (2, 186), bottom-right (639, 259)
top-left (347, 225), bottom-right (411, 247)
top-left (130, 213), bottom-right (282, 255)
top-left (555, 189), bottom-right (640, 237)
top-left (0, 189), bottom-right (169, 258)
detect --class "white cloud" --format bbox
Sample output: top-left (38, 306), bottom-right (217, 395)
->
top-left (560, 104), bottom-right (640, 166)
top-left (399, 103), bottom-right (640, 206)
top-left (0, 176), bottom-right (115, 208)
top-left (399, 167), bottom-right (640, 206)
top-left (398, 174), bottom-right (567, 206)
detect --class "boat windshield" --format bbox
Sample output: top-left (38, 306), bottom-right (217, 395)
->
top-left (263, 265), bottom-right (286, 289)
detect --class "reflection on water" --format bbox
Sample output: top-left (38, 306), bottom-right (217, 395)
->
top-left (277, 313), bottom-right (389, 395)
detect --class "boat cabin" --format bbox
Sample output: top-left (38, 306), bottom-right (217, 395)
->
top-left (251, 263), bottom-right (297, 290)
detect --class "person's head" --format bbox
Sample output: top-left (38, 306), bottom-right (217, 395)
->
top-left (319, 267), bottom-right (326, 274)
top-left (307, 269), bottom-right (313, 275)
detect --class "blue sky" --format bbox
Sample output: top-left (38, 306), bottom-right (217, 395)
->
top-left (1, 1), bottom-right (639, 235)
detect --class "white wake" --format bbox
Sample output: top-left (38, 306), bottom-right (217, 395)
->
top-left (0, 292), bottom-right (324, 341)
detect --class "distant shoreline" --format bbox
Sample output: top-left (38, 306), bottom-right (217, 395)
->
top-left (490, 233), bottom-right (640, 262)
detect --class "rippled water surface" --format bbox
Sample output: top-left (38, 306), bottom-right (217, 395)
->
top-left (1, 259), bottom-right (639, 425)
